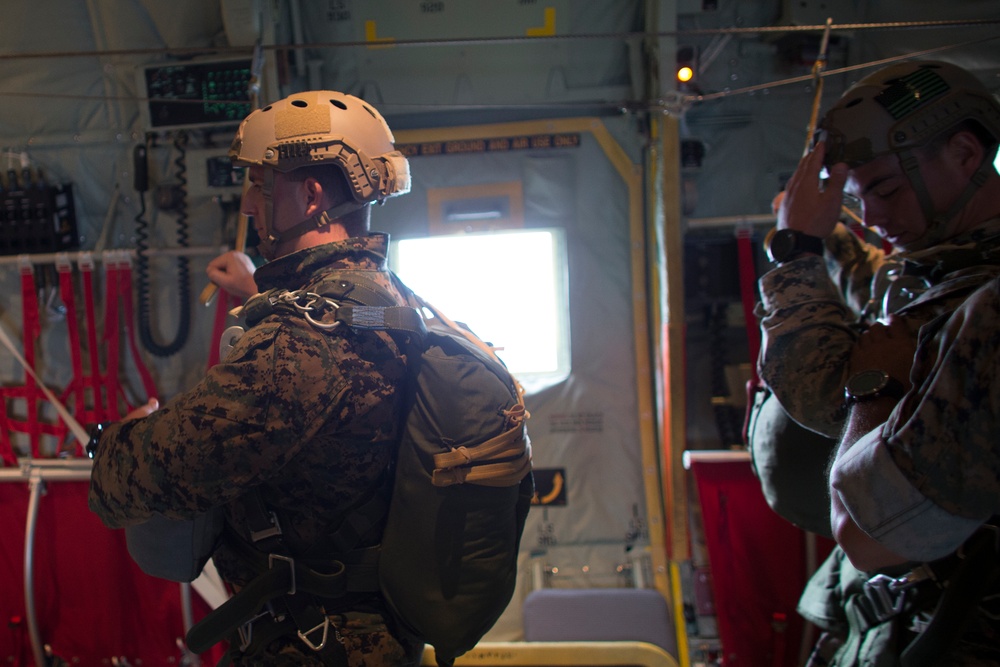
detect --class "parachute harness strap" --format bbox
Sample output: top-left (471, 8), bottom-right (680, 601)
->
top-left (270, 290), bottom-right (342, 330)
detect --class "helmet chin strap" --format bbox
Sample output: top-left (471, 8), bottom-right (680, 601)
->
top-left (257, 168), bottom-right (278, 261)
top-left (256, 168), bottom-right (366, 260)
top-left (896, 148), bottom-right (995, 251)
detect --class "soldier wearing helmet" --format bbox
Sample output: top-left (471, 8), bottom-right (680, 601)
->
top-left (207, 90), bottom-right (411, 297)
top-left (89, 92), bottom-right (423, 665)
top-left (755, 61), bottom-right (1000, 664)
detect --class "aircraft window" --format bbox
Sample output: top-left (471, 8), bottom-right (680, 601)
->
top-left (392, 229), bottom-right (570, 390)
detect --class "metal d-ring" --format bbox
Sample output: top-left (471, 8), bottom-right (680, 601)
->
top-left (303, 295), bottom-right (341, 330)
top-left (274, 290), bottom-right (342, 330)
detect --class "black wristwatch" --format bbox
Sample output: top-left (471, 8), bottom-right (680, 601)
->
top-left (844, 369), bottom-right (905, 406)
top-left (86, 422), bottom-right (110, 459)
top-left (764, 227), bottom-right (825, 264)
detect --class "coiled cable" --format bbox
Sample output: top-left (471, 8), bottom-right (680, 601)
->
top-left (135, 133), bottom-right (192, 357)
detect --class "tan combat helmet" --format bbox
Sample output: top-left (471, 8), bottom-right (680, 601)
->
top-left (818, 60), bottom-right (1000, 248)
top-left (229, 91), bottom-right (411, 258)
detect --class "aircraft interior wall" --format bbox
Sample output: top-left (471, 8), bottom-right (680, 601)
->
top-left (0, 0), bottom-right (998, 665)
top-left (375, 117), bottom-right (652, 642)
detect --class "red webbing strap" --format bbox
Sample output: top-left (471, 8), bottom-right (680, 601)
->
top-left (80, 256), bottom-right (105, 421)
top-left (207, 288), bottom-right (238, 368)
top-left (736, 227), bottom-right (764, 446)
top-left (0, 264), bottom-right (27, 464)
top-left (101, 259), bottom-right (125, 420)
top-left (0, 264), bottom-right (36, 464)
top-left (119, 259), bottom-right (158, 401)
top-left (0, 397), bottom-right (13, 466)
top-left (2, 263), bottom-right (73, 460)
top-left (6, 263), bottom-right (70, 457)
top-left (57, 258), bottom-right (93, 429)
top-left (20, 262), bottom-right (43, 457)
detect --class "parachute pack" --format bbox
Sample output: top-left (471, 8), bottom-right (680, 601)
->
top-left (746, 386), bottom-right (835, 537)
top-left (184, 271), bottom-right (534, 666)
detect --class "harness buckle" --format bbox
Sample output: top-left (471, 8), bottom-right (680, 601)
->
top-left (237, 610), bottom-right (270, 652)
top-left (296, 616), bottom-right (330, 651)
top-left (268, 553), bottom-right (297, 596)
top-left (862, 568), bottom-right (930, 625)
top-left (863, 574), bottom-right (907, 623)
top-left (250, 510), bottom-right (283, 543)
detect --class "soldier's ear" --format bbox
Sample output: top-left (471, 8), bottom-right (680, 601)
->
top-left (945, 130), bottom-right (985, 178)
top-left (301, 176), bottom-right (325, 217)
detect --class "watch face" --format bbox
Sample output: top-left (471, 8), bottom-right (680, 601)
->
top-left (767, 229), bottom-right (796, 263)
top-left (846, 369), bottom-right (890, 400)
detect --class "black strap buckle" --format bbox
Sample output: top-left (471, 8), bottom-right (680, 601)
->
top-left (237, 610), bottom-right (270, 652)
top-left (250, 510), bottom-right (283, 543)
top-left (268, 553), bottom-right (296, 596)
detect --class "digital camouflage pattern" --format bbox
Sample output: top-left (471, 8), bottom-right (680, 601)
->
top-left (244, 612), bottom-right (419, 666)
top-left (758, 217), bottom-right (1000, 438)
top-left (847, 275), bottom-right (1000, 521)
top-left (757, 216), bottom-right (1000, 665)
top-left (759, 217), bottom-right (1000, 531)
top-left (89, 233), bottom-right (422, 665)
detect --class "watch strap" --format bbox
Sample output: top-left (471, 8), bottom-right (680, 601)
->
top-left (844, 371), bottom-right (905, 405)
top-left (765, 227), bottom-right (825, 264)
top-left (795, 231), bottom-right (825, 258)
top-left (87, 422), bottom-right (111, 459)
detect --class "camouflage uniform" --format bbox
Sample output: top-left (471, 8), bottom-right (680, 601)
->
top-left (759, 218), bottom-right (1000, 439)
top-left (89, 233), bottom-right (423, 666)
top-left (757, 217), bottom-right (1000, 665)
top-left (828, 265), bottom-right (1000, 558)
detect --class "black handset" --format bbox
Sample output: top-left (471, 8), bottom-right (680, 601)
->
top-left (133, 144), bottom-right (149, 193)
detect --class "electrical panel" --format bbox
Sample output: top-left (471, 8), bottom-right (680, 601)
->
top-left (138, 58), bottom-right (254, 131)
top-left (184, 147), bottom-right (245, 198)
top-left (0, 170), bottom-right (78, 256)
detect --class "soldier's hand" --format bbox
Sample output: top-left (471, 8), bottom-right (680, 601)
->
top-left (778, 140), bottom-right (849, 239)
top-left (206, 250), bottom-right (258, 300)
top-left (124, 397), bottom-right (159, 421)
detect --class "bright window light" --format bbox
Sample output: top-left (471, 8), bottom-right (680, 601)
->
top-left (391, 229), bottom-right (570, 390)
top-left (995, 150), bottom-right (1000, 174)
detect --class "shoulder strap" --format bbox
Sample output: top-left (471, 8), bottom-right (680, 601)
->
top-left (323, 272), bottom-right (429, 338)
top-left (240, 271), bottom-right (429, 338)
top-left (335, 303), bottom-right (427, 338)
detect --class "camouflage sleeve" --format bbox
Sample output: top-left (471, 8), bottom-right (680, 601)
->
top-left (831, 278), bottom-right (1000, 561)
top-left (830, 429), bottom-right (983, 562)
top-left (885, 277), bottom-right (1000, 517)
top-left (756, 227), bottom-right (888, 436)
top-left (824, 224), bottom-right (886, 314)
top-left (757, 254), bottom-right (858, 437)
top-left (88, 320), bottom-right (357, 528)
